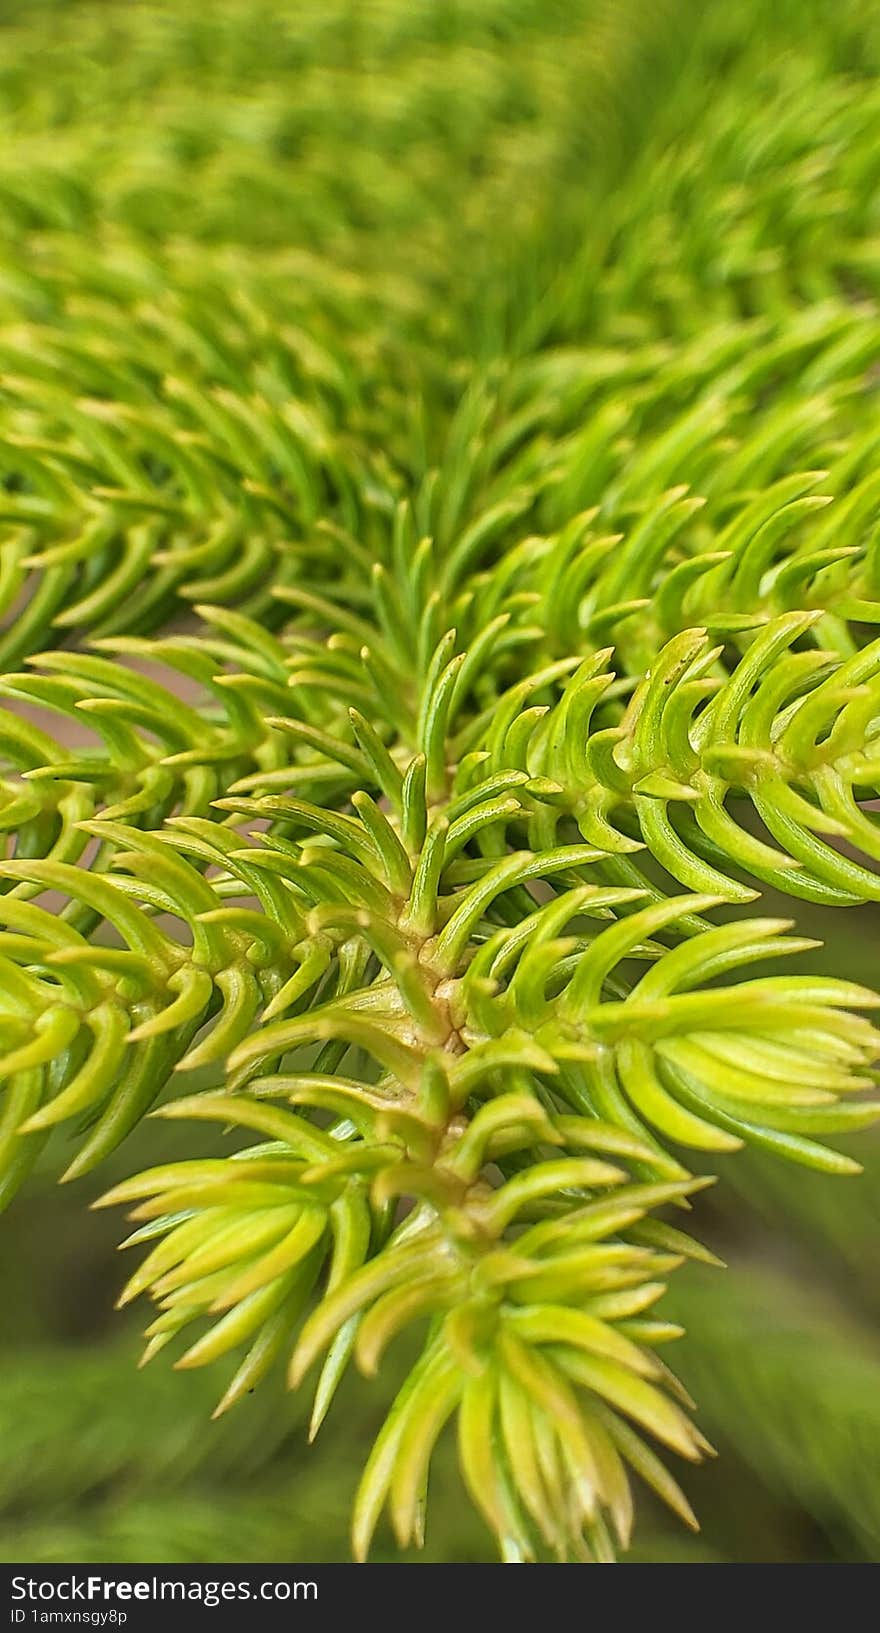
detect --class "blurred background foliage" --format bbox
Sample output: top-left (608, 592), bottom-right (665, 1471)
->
top-left (1, 0), bottom-right (880, 1565)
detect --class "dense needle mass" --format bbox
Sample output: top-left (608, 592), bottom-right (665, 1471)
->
top-left (1, 0), bottom-right (880, 1561)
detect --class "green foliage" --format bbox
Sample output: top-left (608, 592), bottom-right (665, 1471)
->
top-left (2, 0), bottom-right (880, 1563)
top-left (664, 1265), bottom-right (880, 1559)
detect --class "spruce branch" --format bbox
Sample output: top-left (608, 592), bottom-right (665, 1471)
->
top-left (2, 0), bottom-right (880, 1565)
